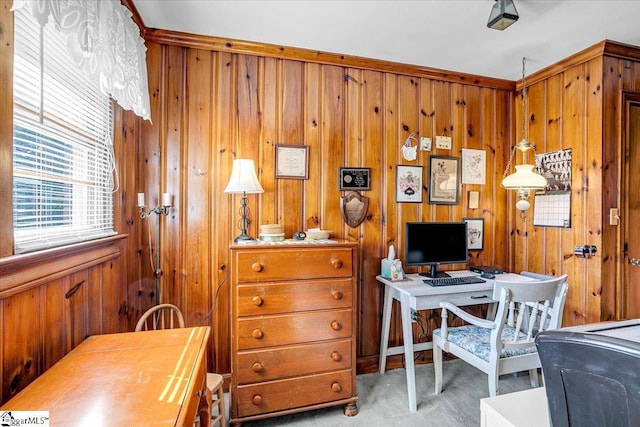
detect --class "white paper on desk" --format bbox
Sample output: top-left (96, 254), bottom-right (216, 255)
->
top-left (495, 273), bottom-right (538, 282)
top-left (445, 270), bottom-right (478, 277)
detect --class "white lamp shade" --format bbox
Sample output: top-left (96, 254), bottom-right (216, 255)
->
top-left (501, 164), bottom-right (547, 190)
top-left (224, 159), bottom-right (264, 194)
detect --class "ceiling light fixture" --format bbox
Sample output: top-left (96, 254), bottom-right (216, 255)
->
top-left (487, 0), bottom-right (519, 30)
top-left (501, 57), bottom-right (548, 214)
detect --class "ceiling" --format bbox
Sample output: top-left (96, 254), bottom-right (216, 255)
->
top-left (131, 0), bottom-right (640, 81)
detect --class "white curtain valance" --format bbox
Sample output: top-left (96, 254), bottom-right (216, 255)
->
top-left (12, 0), bottom-right (152, 121)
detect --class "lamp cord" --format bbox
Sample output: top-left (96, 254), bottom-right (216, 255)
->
top-left (521, 57), bottom-right (527, 141)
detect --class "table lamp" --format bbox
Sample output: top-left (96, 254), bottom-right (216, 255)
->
top-left (224, 159), bottom-right (264, 242)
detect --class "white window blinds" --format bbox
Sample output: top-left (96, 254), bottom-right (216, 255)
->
top-left (13, 7), bottom-right (117, 254)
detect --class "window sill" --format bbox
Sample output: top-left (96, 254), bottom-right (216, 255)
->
top-left (0, 234), bottom-right (128, 299)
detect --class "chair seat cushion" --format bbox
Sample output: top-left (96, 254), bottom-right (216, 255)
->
top-left (433, 325), bottom-right (536, 362)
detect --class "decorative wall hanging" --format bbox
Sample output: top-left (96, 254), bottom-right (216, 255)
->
top-left (396, 165), bottom-right (423, 203)
top-left (340, 191), bottom-right (369, 228)
top-left (339, 167), bottom-right (371, 190)
top-left (275, 144), bottom-right (309, 179)
top-left (461, 148), bottom-right (486, 184)
top-left (463, 217), bottom-right (484, 250)
top-left (401, 133), bottom-right (418, 161)
top-left (533, 148), bottom-right (572, 227)
top-left (428, 155), bottom-right (459, 204)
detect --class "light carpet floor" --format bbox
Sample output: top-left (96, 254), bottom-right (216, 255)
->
top-left (229, 359), bottom-right (533, 427)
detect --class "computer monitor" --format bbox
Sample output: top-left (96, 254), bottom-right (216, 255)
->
top-left (404, 221), bottom-right (468, 278)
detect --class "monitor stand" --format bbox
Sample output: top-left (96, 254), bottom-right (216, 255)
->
top-left (418, 264), bottom-right (440, 278)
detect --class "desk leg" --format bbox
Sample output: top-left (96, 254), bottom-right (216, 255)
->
top-left (400, 293), bottom-right (418, 413)
top-left (379, 283), bottom-right (393, 374)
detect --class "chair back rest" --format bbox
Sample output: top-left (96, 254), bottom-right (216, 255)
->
top-left (135, 303), bottom-right (185, 331)
top-left (536, 329), bottom-right (640, 427)
top-left (491, 274), bottom-right (568, 349)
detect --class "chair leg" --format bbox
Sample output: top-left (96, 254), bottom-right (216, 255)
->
top-left (434, 341), bottom-right (443, 395)
top-left (529, 368), bottom-right (540, 387)
top-left (488, 369), bottom-right (499, 397)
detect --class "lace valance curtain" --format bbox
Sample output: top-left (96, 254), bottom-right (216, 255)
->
top-left (12, 0), bottom-right (152, 121)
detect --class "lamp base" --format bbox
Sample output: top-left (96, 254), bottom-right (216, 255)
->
top-left (234, 233), bottom-right (255, 243)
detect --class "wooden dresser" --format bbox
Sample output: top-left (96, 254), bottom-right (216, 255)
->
top-left (230, 241), bottom-right (359, 425)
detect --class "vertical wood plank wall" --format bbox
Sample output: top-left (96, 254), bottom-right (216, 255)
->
top-left (121, 33), bottom-right (516, 373)
top-left (4, 0), bottom-right (640, 394)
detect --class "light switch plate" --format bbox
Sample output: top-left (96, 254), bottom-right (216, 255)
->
top-left (420, 137), bottom-right (432, 151)
top-left (435, 135), bottom-right (452, 150)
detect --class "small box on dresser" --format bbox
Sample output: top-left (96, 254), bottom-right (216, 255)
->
top-left (230, 241), bottom-right (359, 425)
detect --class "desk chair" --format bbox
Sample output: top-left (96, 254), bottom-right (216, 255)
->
top-left (135, 304), bottom-right (226, 427)
top-left (433, 272), bottom-right (568, 397)
top-left (536, 329), bottom-right (640, 427)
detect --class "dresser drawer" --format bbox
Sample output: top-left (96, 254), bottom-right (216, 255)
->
top-left (237, 309), bottom-right (352, 350)
top-left (235, 339), bottom-right (352, 383)
top-left (236, 278), bottom-right (352, 316)
top-left (234, 247), bottom-right (353, 282)
top-left (236, 369), bottom-right (353, 417)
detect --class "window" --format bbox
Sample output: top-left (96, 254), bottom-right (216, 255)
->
top-left (13, 8), bottom-right (116, 254)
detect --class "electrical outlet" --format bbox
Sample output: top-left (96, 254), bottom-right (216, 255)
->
top-left (420, 137), bottom-right (432, 151)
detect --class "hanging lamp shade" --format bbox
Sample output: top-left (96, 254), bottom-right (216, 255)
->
top-left (487, 0), bottom-right (519, 30)
top-left (501, 164), bottom-right (548, 190)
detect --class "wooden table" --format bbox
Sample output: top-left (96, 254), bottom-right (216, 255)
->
top-left (1, 326), bottom-right (211, 426)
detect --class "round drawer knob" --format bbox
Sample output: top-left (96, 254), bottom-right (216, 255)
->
top-left (331, 290), bottom-right (343, 300)
top-left (251, 394), bottom-right (263, 405)
top-left (252, 295), bottom-right (263, 306)
top-left (331, 382), bottom-right (342, 393)
top-left (331, 321), bottom-right (342, 331)
top-left (252, 262), bottom-right (264, 272)
top-left (331, 351), bottom-right (342, 362)
top-left (252, 329), bottom-right (264, 339)
top-left (331, 259), bottom-right (343, 269)
top-left (251, 362), bottom-right (264, 373)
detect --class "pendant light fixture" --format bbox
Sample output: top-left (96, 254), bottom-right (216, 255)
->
top-left (487, 0), bottom-right (519, 30)
top-left (501, 57), bottom-right (548, 213)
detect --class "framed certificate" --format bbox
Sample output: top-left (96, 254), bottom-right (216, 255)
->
top-left (339, 167), bottom-right (371, 190)
top-left (275, 144), bottom-right (309, 179)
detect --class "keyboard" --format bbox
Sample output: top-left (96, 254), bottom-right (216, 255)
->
top-left (423, 275), bottom-right (486, 287)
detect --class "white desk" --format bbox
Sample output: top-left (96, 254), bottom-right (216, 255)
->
top-left (377, 272), bottom-right (536, 412)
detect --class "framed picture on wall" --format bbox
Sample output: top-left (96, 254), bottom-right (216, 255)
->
top-left (396, 165), bottom-right (423, 203)
top-left (275, 144), bottom-right (309, 179)
top-left (463, 217), bottom-right (484, 250)
top-left (428, 155), bottom-right (459, 204)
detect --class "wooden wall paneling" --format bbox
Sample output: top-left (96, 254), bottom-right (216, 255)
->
top-left (562, 64), bottom-right (588, 324)
top-left (0, 0), bottom-right (13, 258)
top-left (601, 56), bottom-right (625, 320)
top-left (493, 89), bottom-right (512, 271)
top-left (134, 41), bottom-right (164, 315)
top-left (478, 88), bottom-right (497, 267)
top-left (523, 81), bottom-right (546, 272)
top-left (344, 67), bottom-right (363, 239)
top-left (279, 60), bottom-right (306, 233)
top-left (318, 65), bottom-right (345, 233)
top-left (357, 69), bottom-right (385, 360)
top-left (87, 265), bottom-right (103, 337)
top-left (164, 44), bottom-right (187, 309)
top-left (66, 271), bottom-right (89, 351)
top-left (584, 58), bottom-right (605, 323)
top-left (43, 279), bottom-right (65, 371)
top-left (431, 80), bottom-right (453, 223)
top-left (183, 47), bottom-right (213, 326)
top-left (302, 62), bottom-right (321, 231)
top-left (260, 57), bottom-right (279, 225)
top-left (101, 257), bottom-right (126, 334)
top-left (542, 75), bottom-right (564, 277)
top-left (0, 294), bottom-right (3, 403)
top-left (2, 288), bottom-right (42, 401)
top-left (211, 51), bottom-right (235, 374)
